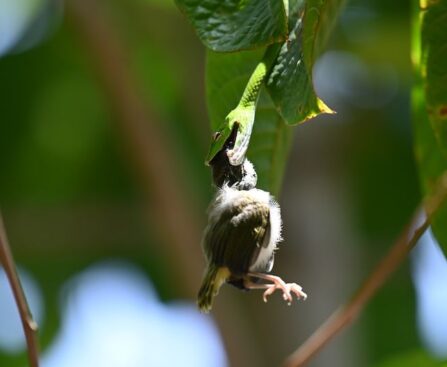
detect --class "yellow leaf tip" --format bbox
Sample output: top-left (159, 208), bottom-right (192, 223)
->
top-left (317, 98), bottom-right (336, 115)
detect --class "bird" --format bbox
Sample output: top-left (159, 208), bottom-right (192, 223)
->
top-left (197, 154), bottom-right (307, 313)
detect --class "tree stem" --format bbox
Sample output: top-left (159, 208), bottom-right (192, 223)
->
top-left (0, 213), bottom-right (39, 367)
top-left (283, 173), bottom-right (447, 367)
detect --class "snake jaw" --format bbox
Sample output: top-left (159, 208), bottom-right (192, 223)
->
top-left (225, 108), bottom-right (254, 166)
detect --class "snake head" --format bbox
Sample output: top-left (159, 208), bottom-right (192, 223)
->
top-left (205, 107), bottom-right (255, 166)
top-left (205, 120), bottom-right (235, 166)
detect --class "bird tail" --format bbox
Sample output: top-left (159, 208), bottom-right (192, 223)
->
top-left (197, 265), bottom-right (230, 313)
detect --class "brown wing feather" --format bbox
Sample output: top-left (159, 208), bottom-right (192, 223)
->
top-left (203, 192), bottom-right (270, 275)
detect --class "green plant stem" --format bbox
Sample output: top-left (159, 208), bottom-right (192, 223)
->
top-left (283, 173), bottom-right (447, 367)
top-left (0, 213), bottom-right (39, 367)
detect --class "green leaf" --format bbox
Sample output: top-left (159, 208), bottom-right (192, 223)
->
top-left (414, 0), bottom-right (447, 253)
top-left (266, 0), bottom-right (338, 125)
top-left (207, 49), bottom-right (292, 195)
top-left (302, 0), bottom-right (346, 70)
top-left (413, 64), bottom-right (447, 253)
top-left (175, 0), bottom-right (287, 52)
top-left (421, 1), bottom-right (447, 158)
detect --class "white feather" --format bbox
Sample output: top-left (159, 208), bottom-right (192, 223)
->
top-left (249, 194), bottom-right (282, 272)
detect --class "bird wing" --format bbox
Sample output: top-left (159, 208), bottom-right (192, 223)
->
top-left (203, 193), bottom-right (270, 275)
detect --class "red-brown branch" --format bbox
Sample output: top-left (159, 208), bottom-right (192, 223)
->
top-left (0, 213), bottom-right (40, 367)
top-left (283, 173), bottom-right (447, 367)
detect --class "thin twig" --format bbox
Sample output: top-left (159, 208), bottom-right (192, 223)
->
top-left (283, 173), bottom-right (447, 367)
top-left (0, 213), bottom-right (39, 367)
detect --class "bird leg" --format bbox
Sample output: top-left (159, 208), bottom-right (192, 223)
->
top-left (245, 273), bottom-right (307, 305)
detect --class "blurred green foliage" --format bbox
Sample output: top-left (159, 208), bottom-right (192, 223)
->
top-left (375, 349), bottom-right (446, 367)
top-left (0, 1), bottom-right (208, 365)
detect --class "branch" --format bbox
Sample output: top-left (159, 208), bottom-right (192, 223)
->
top-left (283, 173), bottom-right (447, 367)
top-left (0, 212), bottom-right (39, 367)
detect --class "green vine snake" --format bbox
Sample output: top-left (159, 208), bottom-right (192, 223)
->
top-left (205, 44), bottom-right (281, 166)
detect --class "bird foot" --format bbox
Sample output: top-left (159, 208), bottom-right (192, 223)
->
top-left (262, 281), bottom-right (307, 305)
top-left (247, 273), bottom-right (307, 305)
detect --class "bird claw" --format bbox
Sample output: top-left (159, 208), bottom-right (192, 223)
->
top-left (262, 282), bottom-right (307, 304)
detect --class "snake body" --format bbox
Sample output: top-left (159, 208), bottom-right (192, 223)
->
top-left (206, 44), bottom-right (280, 166)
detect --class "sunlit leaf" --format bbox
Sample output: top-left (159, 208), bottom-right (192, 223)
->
top-left (266, 0), bottom-right (341, 125)
top-left (175, 0), bottom-right (287, 52)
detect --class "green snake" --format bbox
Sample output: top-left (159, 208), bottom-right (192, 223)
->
top-left (205, 44), bottom-right (280, 166)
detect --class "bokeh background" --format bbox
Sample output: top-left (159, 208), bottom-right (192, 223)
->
top-left (1, 0), bottom-right (447, 366)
